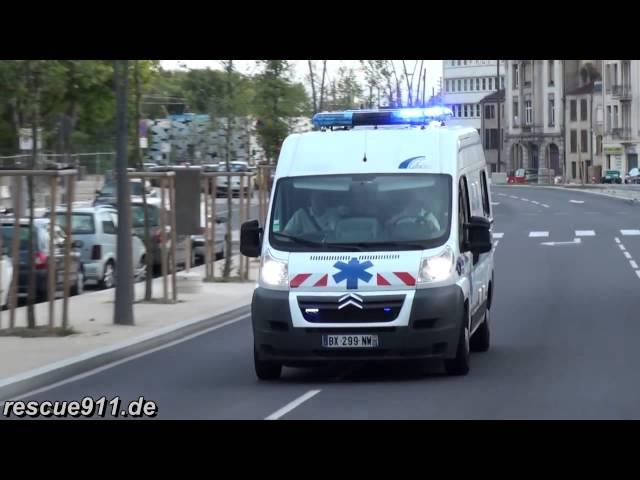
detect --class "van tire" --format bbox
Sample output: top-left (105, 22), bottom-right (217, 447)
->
top-left (470, 309), bottom-right (491, 353)
top-left (444, 309), bottom-right (470, 376)
top-left (101, 261), bottom-right (115, 289)
top-left (254, 344), bottom-right (282, 381)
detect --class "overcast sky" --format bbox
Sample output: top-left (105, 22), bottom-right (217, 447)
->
top-left (160, 60), bottom-right (444, 101)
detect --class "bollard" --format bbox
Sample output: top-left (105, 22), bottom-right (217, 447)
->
top-left (160, 177), bottom-right (168, 302)
top-left (48, 176), bottom-right (57, 328)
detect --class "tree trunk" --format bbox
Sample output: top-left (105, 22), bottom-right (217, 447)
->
top-left (223, 116), bottom-right (233, 279)
top-left (134, 60), bottom-right (142, 170)
top-left (391, 62), bottom-right (402, 107)
top-left (26, 61), bottom-right (38, 329)
top-left (319, 61), bottom-right (327, 111)
top-left (307, 60), bottom-right (318, 114)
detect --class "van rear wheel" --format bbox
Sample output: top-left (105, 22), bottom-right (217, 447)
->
top-left (254, 344), bottom-right (282, 381)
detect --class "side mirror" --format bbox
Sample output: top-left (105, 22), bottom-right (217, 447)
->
top-left (240, 219), bottom-right (262, 258)
top-left (72, 240), bottom-right (84, 249)
top-left (464, 216), bottom-right (492, 254)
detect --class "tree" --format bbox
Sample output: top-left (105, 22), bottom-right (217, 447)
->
top-left (306, 60), bottom-right (328, 114)
top-left (333, 66), bottom-right (363, 110)
top-left (253, 60), bottom-right (310, 163)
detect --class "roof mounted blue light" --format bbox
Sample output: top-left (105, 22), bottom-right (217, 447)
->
top-left (312, 107), bottom-right (453, 129)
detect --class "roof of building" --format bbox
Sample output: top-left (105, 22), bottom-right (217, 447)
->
top-left (479, 89), bottom-right (505, 104)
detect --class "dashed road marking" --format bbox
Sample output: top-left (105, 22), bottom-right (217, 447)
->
top-left (621, 229), bottom-right (640, 236)
top-left (521, 198), bottom-right (529, 202)
top-left (491, 202), bottom-right (500, 206)
top-left (619, 244), bottom-right (627, 251)
top-left (569, 200), bottom-right (585, 204)
top-left (615, 237), bottom-right (621, 244)
top-left (265, 390), bottom-right (322, 420)
top-left (529, 231), bottom-right (549, 238)
top-left (575, 230), bottom-right (595, 237)
top-left (636, 271), bottom-right (640, 280)
top-left (541, 204), bottom-right (550, 208)
top-left (492, 232), bottom-right (504, 239)
top-left (624, 251), bottom-right (632, 259)
top-left (509, 195), bottom-right (519, 199)
top-left (531, 201), bottom-right (540, 205)
top-left (631, 261), bottom-right (639, 269)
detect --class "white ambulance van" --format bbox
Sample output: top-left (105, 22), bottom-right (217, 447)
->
top-left (240, 107), bottom-right (495, 380)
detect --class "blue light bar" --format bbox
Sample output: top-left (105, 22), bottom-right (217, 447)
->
top-left (312, 107), bottom-right (453, 129)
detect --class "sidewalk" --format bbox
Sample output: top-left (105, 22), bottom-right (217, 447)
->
top-left (0, 254), bottom-right (259, 398)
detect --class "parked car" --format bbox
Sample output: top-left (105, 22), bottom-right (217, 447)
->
top-left (507, 168), bottom-right (538, 184)
top-left (0, 247), bottom-right (13, 308)
top-left (216, 161), bottom-right (250, 197)
top-left (44, 205), bottom-right (147, 289)
top-left (94, 178), bottom-right (159, 207)
top-left (0, 218), bottom-right (84, 301)
top-left (601, 170), bottom-right (622, 184)
top-left (191, 213), bottom-right (226, 263)
top-left (624, 167), bottom-right (640, 184)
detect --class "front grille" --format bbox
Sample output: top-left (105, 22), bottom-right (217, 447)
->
top-left (298, 294), bottom-right (405, 323)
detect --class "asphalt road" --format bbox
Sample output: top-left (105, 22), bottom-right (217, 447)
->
top-left (7, 185), bottom-right (640, 419)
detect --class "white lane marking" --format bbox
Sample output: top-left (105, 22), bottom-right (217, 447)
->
top-left (621, 229), bottom-right (640, 236)
top-left (631, 261), bottom-right (639, 269)
top-left (265, 390), bottom-right (322, 420)
top-left (509, 195), bottom-right (519, 199)
top-left (492, 232), bottom-right (504, 239)
top-left (615, 237), bottom-right (621, 244)
top-left (541, 238), bottom-right (581, 246)
top-left (575, 230), bottom-right (595, 237)
top-left (619, 244), bottom-right (627, 251)
top-left (541, 204), bottom-right (550, 208)
top-left (491, 202), bottom-right (500, 206)
top-left (636, 271), bottom-right (640, 280)
top-left (529, 231), bottom-right (549, 237)
top-left (569, 200), bottom-right (585, 204)
top-left (5, 314), bottom-right (251, 401)
top-left (584, 211), bottom-right (598, 214)
top-left (493, 240), bottom-right (500, 248)
top-left (521, 198), bottom-right (529, 202)
top-left (531, 201), bottom-right (540, 205)
top-left (498, 193), bottom-right (506, 197)
top-left (624, 251), bottom-right (632, 259)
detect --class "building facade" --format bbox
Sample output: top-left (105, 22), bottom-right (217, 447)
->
top-left (479, 89), bottom-right (505, 172)
top-left (601, 60), bottom-right (640, 174)
top-left (442, 60), bottom-right (505, 130)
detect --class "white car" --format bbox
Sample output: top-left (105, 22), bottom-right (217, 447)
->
top-left (625, 167), bottom-right (640, 184)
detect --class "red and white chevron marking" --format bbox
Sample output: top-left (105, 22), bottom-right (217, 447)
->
top-left (290, 272), bottom-right (415, 289)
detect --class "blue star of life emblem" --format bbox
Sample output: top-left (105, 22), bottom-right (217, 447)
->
top-left (332, 257), bottom-right (373, 290)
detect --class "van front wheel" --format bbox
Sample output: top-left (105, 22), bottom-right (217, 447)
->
top-left (470, 309), bottom-right (491, 353)
top-left (444, 311), bottom-right (470, 376)
top-left (254, 344), bottom-right (282, 381)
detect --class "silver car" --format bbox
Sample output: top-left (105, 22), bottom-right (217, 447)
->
top-left (45, 205), bottom-right (147, 289)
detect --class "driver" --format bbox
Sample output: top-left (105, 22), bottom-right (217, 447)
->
top-left (283, 191), bottom-right (341, 235)
top-left (386, 189), bottom-right (441, 232)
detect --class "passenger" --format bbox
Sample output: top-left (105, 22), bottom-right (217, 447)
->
top-left (283, 191), bottom-right (341, 235)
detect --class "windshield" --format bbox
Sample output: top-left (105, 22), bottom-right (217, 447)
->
top-left (219, 163), bottom-right (248, 173)
top-left (1, 225), bottom-right (39, 251)
top-left (45, 213), bottom-right (95, 234)
top-left (131, 204), bottom-right (160, 228)
top-left (269, 173), bottom-right (451, 252)
top-left (100, 181), bottom-right (145, 196)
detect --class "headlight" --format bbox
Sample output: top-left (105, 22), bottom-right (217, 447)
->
top-left (417, 246), bottom-right (455, 286)
top-left (259, 249), bottom-right (289, 289)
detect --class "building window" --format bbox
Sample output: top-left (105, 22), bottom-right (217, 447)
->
top-left (570, 130), bottom-right (577, 153)
top-left (607, 105), bottom-right (612, 130)
top-left (464, 104), bottom-right (468, 117)
top-left (457, 79), bottom-right (461, 91)
top-left (489, 77), bottom-right (493, 90)
top-left (501, 76), bottom-right (505, 88)
top-left (484, 105), bottom-right (495, 119)
top-left (596, 135), bottom-right (603, 155)
top-left (570, 100), bottom-right (577, 122)
top-left (548, 60), bottom-right (555, 86)
top-left (457, 60), bottom-right (461, 66)
top-left (482, 78), bottom-right (486, 90)
top-left (451, 80), bottom-right (456, 92)
top-left (476, 104), bottom-right (481, 117)
top-left (512, 63), bottom-right (519, 89)
top-left (580, 99), bottom-right (588, 122)
top-left (485, 129), bottom-right (499, 149)
top-left (470, 79), bottom-right (474, 91)
top-left (571, 161), bottom-right (577, 178)
top-left (513, 98), bottom-right (519, 126)
top-left (581, 129), bottom-right (588, 153)
top-left (614, 105), bottom-right (619, 128)
top-left (525, 99), bottom-right (532, 125)
top-left (464, 79), bottom-right (468, 91)
top-left (447, 80), bottom-right (451, 92)
top-left (476, 78), bottom-right (480, 90)
top-left (464, 60), bottom-right (468, 65)
top-left (548, 94), bottom-right (555, 126)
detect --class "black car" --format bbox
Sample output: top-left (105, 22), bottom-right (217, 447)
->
top-left (601, 170), bottom-right (622, 184)
top-left (0, 218), bottom-right (85, 301)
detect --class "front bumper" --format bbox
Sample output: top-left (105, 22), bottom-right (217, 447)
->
top-left (252, 285), bottom-right (465, 365)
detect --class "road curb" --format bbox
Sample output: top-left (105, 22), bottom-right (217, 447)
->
top-left (0, 303), bottom-right (251, 401)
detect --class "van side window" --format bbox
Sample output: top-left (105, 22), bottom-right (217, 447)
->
top-left (480, 170), bottom-right (491, 217)
top-left (458, 176), bottom-right (470, 251)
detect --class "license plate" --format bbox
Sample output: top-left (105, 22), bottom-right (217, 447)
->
top-left (322, 334), bottom-right (379, 348)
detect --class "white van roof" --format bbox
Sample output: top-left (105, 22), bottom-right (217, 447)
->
top-left (276, 125), bottom-right (481, 179)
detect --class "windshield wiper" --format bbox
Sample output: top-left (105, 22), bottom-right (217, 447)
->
top-left (272, 232), bottom-right (361, 251)
top-left (328, 241), bottom-right (426, 251)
